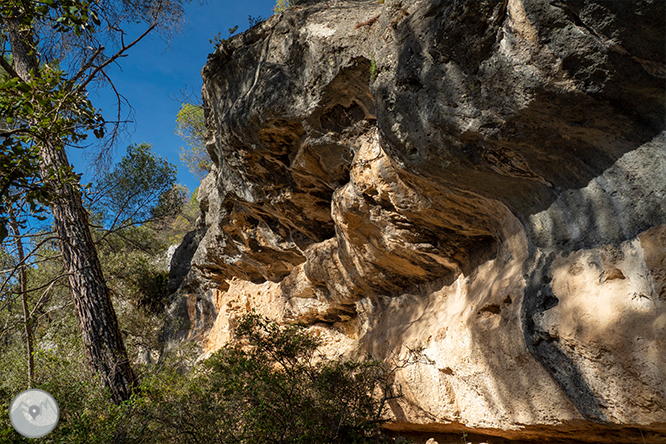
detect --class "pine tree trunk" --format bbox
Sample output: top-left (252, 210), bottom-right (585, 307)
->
top-left (41, 143), bottom-right (137, 403)
top-left (4, 13), bottom-right (137, 403)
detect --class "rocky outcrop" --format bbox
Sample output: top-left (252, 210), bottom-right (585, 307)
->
top-left (171, 1), bottom-right (666, 442)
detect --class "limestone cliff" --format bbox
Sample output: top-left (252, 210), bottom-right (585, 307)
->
top-left (169, 1), bottom-right (666, 442)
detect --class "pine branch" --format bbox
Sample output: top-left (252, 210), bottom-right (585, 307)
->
top-left (76, 24), bottom-right (156, 93)
top-left (0, 56), bottom-right (19, 79)
top-left (0, 128), bottom-right (27, 138)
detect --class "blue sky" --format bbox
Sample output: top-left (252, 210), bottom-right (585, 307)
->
top-left (74, 0), bottom-right (277, 193)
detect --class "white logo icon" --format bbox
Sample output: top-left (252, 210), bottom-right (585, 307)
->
top-left (9, 389), bottom-right (60, 438)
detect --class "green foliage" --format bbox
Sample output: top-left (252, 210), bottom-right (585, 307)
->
top-left (149, 187), bottom-right (199, 245)
top-left (0, 346), bottom-right (134, 443)
top-left (370, 57), bottom-right (378, 83)
top-left (175, 104), bottom-right (205, 151)
top-left (175, 103), bottom-right (211, 180)
top-left (273, 0), bottom-right (298, 14)
top-left (140, 313), bottom-right (394, 444)
top-left (0, 144), bottom-right (193, 384)
top-left (0, 308), bottom-right (400, 443)
top-left (0, 226), bottom-right (167, 442)
top-left (209, 25), bottom-right (239, 48)
top-left (1, 0), bottom-right (187, 242)
top-left (89, 185), bottom-right (199, 363)
top-left (0, 293), bottom-right (125, 444)
top-left (94, 228), bottom-right (177, 362)
top-left (100, 236), bottom-right (169, 309)
top-left (0, 0), bottom-right (101, 36)
top-left (2, 0), bottom-right (191, 407)
top-left (0, 67), bottom-right (105, 242)
top-left (91, 142), bottom-right (184, 230)
top-left (84, 145), bottom-right (197, 350)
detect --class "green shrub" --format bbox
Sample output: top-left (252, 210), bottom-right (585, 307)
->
top-left (273, 0), bottom-right (297, 14)
top-left (137, 313), bottom-right (395, 443)
top-left (0, 337), bottom-right (128, 444)
top-left (1, 313), bottom-right (398, 443)
top-left (370, 57), bottom-right (378, 83)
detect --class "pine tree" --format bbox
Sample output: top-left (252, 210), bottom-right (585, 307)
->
top-left (1, 0), bottom-right (186, 403)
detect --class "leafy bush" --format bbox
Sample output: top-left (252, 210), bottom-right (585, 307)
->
top-left (273, 0), bottom-right (298, 14)
top-left (137, 313), bottom-right (395, 443)
top-left (1, 313), bottom-right (398, 443)
top-left (0, 332), bottom-right (128, 444)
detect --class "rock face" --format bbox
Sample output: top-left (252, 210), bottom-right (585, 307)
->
top-left (171, 1), bottom-right (666, 442)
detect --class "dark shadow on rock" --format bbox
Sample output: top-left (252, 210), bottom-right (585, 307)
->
top-left (527, 132), bottom-right (666, 251)
top-left (373, 0), bottom-right (665, 224)
top-left (168, 228), bottom-right (205, 294)
top-left (521, 252), bottom-right (606, 422)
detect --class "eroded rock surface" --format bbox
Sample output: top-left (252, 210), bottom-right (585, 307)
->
top-left (170, 1), bottom-right (666, 442)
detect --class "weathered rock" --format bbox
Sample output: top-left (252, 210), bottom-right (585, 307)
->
top-left (172, 0), bottom-right (666, 442)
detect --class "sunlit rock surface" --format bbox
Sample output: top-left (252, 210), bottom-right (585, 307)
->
top-left (169, 1), bottom-right (666, 442)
